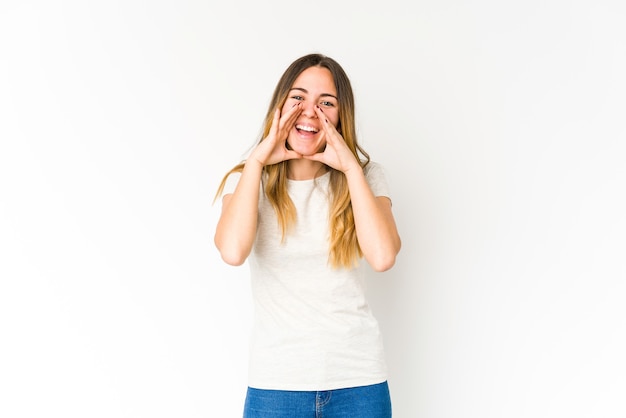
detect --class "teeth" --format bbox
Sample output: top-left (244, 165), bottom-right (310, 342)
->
top-left (296, 125), bottom-right (318, 133)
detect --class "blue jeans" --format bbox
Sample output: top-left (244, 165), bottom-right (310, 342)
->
top-left (243, 381), bottom-right (392, 418)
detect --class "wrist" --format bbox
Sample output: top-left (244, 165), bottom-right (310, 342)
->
top-left (244, 158), bottom-right (264, 172)
top-left (342, 160), bottom-right (362, 177)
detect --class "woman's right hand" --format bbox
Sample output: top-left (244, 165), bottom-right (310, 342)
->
top-left (249, 103), bottom-right (303, 166)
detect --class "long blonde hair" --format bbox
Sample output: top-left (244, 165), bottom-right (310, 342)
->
top-left (214, 54), bottom-right (370, 268)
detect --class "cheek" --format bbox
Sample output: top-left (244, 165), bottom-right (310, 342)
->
top-left (283, 99), bottom-right (298, 112)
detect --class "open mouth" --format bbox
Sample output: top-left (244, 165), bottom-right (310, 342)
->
top-left (295, 124), bottom-right (319, 135)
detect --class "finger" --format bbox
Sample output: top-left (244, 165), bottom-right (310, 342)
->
top-left (269, 108), bottom-right (281, 136)
top-left (314, 106), bottom-right (336, 139)
top-left (280, 102), bottom-right (302, 128)
top-left (284, 102), bottom-right (301, 118)
top-left (314, 105), bottom-right (327, 124)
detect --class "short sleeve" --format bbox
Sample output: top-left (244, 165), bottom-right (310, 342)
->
top-left (363, 161), bottom-right (391, 199)
top-left (221, 171), bottom-right (242, 196)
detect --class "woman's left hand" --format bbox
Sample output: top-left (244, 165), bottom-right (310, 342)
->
top-left (303, 106), bottom-right (361, 174)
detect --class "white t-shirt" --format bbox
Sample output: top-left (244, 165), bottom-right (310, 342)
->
top-left (223, 162), bottom-right (391, 391)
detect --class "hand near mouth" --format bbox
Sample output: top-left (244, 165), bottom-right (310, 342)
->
top-left (303, 106), bottom-right (361, 174)
top-left (250, 104), bottom-right (303, 166)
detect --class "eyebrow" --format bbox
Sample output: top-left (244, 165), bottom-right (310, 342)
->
top-left (289, 87), bottom-right (338, 100)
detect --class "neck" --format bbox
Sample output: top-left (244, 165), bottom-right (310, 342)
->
top-left (287, 159), bottom-right (327, 180)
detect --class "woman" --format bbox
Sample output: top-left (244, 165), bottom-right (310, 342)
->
top-left (214, 53), bottom-right (401, 418)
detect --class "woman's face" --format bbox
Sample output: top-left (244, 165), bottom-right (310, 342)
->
top-left (282, 66), bottom-right (339, 156)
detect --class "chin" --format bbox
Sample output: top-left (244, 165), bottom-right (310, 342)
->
top-left (299, 148), bottom-right (320, 157)
top-left (287, 139), bottom-right (326, 157)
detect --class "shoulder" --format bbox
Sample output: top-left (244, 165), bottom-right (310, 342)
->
top-left (363, 161), bottom-right (387, 179)
top-left (221, 171), bottom-right (243, 196)
top-left (362, 161), bottom-right (391, 197)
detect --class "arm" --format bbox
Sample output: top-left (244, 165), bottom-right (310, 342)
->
top-left (214, 104), bottom-right (303, 266)
top-left (214, 160), bottom-right (263, 266)
top-left (305, 106), bottom-right (401, 271)
top-left (344, 169), bottom-right (401, 272)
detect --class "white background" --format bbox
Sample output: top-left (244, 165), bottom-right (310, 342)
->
top-left (1, 1), bottom-right (625, 417)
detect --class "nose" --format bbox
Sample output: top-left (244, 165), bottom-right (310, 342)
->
top-left (300, 99), bottom-right (318, 118)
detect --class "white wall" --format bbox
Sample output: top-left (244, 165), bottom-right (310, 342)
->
top-left (1, 1), bottom-right (624, 417)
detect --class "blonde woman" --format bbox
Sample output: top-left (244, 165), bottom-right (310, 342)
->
top-left (214, 53), bottom-right (401, 418)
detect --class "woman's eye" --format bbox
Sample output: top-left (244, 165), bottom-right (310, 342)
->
top-left (291, 95), bottom-right (303, 101)
top-left (321, 101), bottom-right (334, 107)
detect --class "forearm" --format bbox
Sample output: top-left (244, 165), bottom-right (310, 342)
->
top-left (214, 159), bottom-right (264, 265)
top-left (345, 168), bottom-right (401, 272)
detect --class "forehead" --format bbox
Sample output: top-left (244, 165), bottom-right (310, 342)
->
top-left (291, 66), bottom-right (336, 94)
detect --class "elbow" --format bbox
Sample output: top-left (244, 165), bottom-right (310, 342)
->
top-left (220, 251), bottom-right (248, 266)
top-left (367, 238), bottom-right (401, 272)
top-left (369, 255), bottom-right (397, 272)
top-left (367, 250), bottom-right (398, 272)
top-left (214, 236), bottom-right (250, 266)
